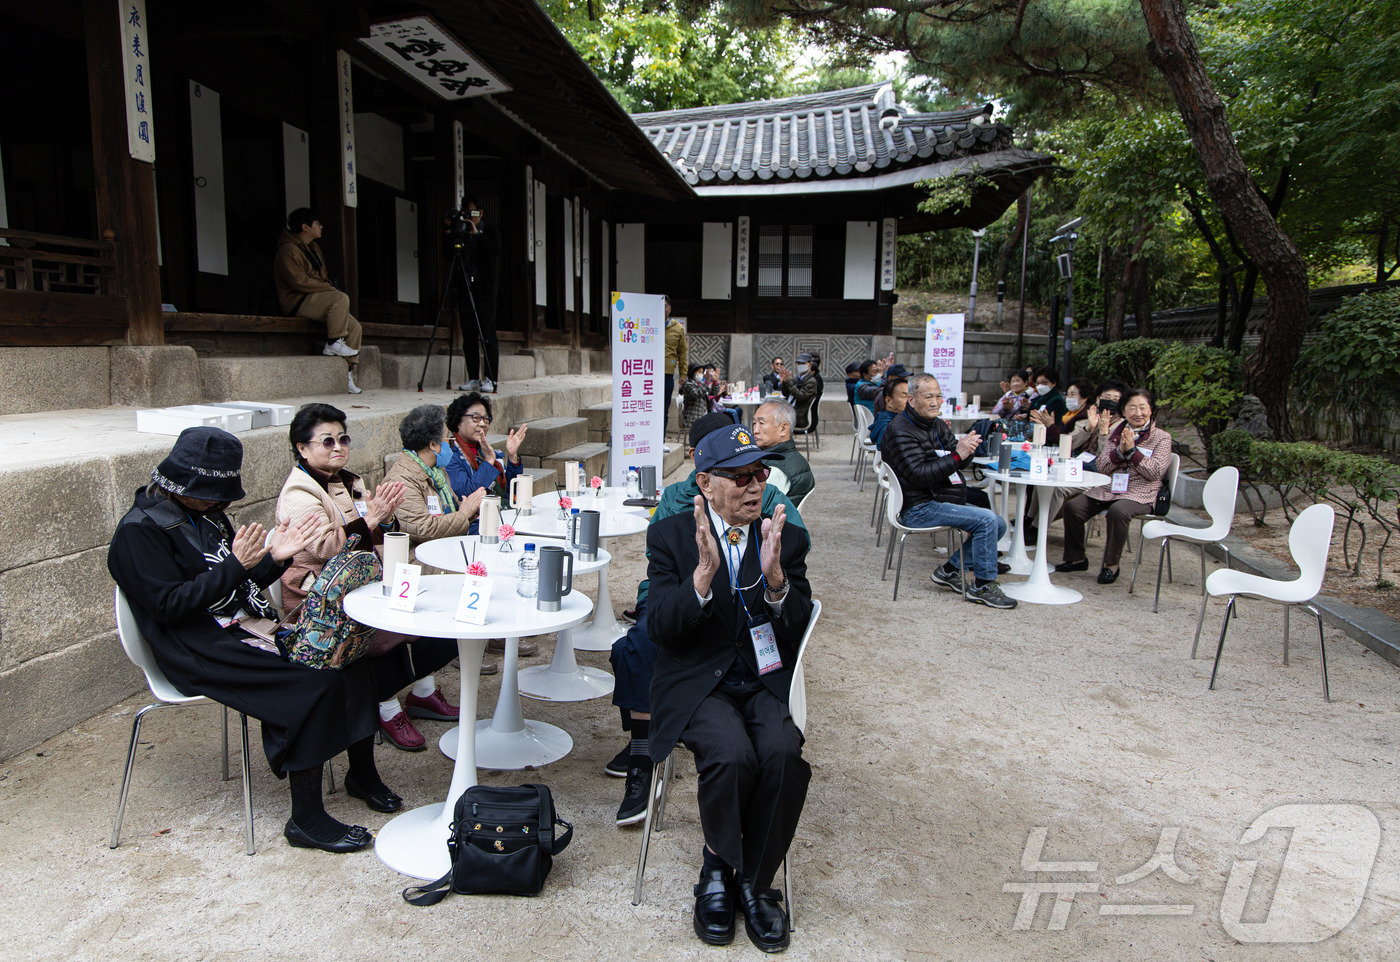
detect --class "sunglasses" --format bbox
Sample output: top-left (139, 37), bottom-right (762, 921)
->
top-left (710, 466), bottom-right (770, 487)
top-left (463, 414), bottom-right (492, 425)
top-left (311, 434), bottom-right (352, 450)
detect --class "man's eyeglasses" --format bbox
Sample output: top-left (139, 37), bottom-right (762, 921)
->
top-left (463, 414), bottom-right (493, 425)
top-left (709, 466), bottom-right (771, 487)
top-left (312, 434), bottom-right (351, 450)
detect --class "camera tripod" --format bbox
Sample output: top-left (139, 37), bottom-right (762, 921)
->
top-left (418, 243), bottom-right (496, 392)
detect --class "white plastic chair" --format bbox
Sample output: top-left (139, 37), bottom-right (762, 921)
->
top-left (1130, 465), bottom-right (1239, 618)
top-left (853, 406), bottom-right (875, 487)
top-left (871, 452), bottom-right (890, 533)
top-left (1204, 503), bottom-right (1335, 701)
top-left (793, 394), bottom-right (820, 455)
top-left (848, 404), bottom-right (860, 464)
top-left (793, 486), bottom-right (814, 514)
top-left (111, 587), bottom-right (256, 855)
top-left (633, 600), bottom-right (823, 930)
top-left (882, 480), bottom-right (963, 601)
top-left (1089, 452), bottom-right (1180, 553)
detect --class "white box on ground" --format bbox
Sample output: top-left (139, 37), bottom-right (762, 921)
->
top-left (169, 405), bottom-right (254, 433)
top-left (207, 401), bottom-right (294, 429)
top-left (136, 407), bottom-right (226, 435)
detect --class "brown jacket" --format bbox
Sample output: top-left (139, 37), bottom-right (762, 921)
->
top-left (275, 465), bottom-right (380, 611)
top-left (385, 452), bottom-right (479, 546)
top-left (1088, 422), bottom-right (1173, 505)
top-left (273, 229), bottom-right (335, 314)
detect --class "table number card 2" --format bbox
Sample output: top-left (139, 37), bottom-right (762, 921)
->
top-left (388, 563), bottom-right (423, 612)
top-left (454, 574), bottom-right (493, 625)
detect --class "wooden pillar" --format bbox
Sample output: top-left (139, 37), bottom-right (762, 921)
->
top-left (84, 0), bottom-right (162, 344)
top-left (310, 49), bottom-right (357, 316)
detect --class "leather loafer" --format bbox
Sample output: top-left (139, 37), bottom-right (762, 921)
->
top-left (1098, 566), bottom-right (1120, 584)
top-left (736, 877), bottom-right (790, 953)
top-left (343, 774), bottom-right (403, 813)
top-left (692, 868), bottom-right (736, 946)
top-left (1055, 559), bottom-right (1089, 573)
top-left (283, 818), bottom-right (372, 854)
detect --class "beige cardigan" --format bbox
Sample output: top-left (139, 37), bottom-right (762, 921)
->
top-left (384, 451), bottom-right (479, 546)
top-left (275, 465), bottom-right (376, 610)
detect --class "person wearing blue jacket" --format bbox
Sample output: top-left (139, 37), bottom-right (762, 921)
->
top-left (443, 392), bottom-right (527, 535)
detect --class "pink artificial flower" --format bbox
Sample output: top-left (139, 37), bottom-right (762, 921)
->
top-left (497, 523), bottom-right (515, 542)
top-left (589, 475), bottom-right (603, 489)
top-left (466, 561), bottom-right (490, 578)
top-left (559, 496), bottom-right (573, 510)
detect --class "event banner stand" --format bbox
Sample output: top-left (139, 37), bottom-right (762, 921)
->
top-left (608, 292), bottom-right (665, 486)
top-left (924, 313), bottom-right (966, 397)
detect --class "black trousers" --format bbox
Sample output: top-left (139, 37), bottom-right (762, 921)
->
top-left (663, 373), bottom-right (675, 433)
top-left (457, 282), bottom-right (499, 383)
top-left (610, 598), bottom-right (655, 720)
top-left (1062, 494), bottom-right (1152, 567)
top-left (680, 684), bottom-right (810, 891)
top-left (372, 637), bottom-right (458, 702)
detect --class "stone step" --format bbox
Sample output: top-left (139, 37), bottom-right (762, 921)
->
top-left (541, 441), bottom-right (609, 480)
top-left (663, 442), bottom-right (684, 478)
top-left (199, 347), bottom-right (381, 401)
top-left (523, 347), bottom-right (572, 377)
top-left (514, 416), bottom-right (588, 459)
top-left (498, 354), bottom-right (537, 382)
top-left (582, 401), bottom-right (612, 441)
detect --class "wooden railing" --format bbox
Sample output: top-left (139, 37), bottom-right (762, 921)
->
top-left (0, 229), bottom-right (118, 295)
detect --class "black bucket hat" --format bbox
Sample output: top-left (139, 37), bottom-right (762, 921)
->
top-left (151, 427), bottom-right (246, 502)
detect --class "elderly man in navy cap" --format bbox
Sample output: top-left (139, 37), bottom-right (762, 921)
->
top-left (646, 423), bottom-right (814, 952)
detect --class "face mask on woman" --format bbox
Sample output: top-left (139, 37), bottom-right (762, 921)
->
top-left (1066, 397), bottom-right (1082, 410)
top-left (1035, 383), bottom-right (1051, 396)
top-left (434, 441), bottom-right (454, 468)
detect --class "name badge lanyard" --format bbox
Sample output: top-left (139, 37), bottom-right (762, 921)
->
top-left (728, 532), bottom-right (783, 675)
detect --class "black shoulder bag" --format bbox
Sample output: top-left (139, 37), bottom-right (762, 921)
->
top-left (402, 784), bottom-right (573, 904)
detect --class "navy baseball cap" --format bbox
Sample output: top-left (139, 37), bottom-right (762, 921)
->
top-left (694, 424), bottom-right (784, 473)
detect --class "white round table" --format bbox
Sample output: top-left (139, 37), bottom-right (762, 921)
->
top-left (718, 396), bottom-right (771, 423)
top-left (975, 455), bottom-right (1024, 559)
top-left (512, 490), bottom-right (651, 652)
top-left (985, 468), bottom-right (1111, 604)
top-left (343, 575), bottom-right (592, 880)
top-left (415, 534), bottom-right (616, 704)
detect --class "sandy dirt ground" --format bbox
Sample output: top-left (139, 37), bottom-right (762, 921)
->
top-left (3, 436), bottom-right (1399, 961)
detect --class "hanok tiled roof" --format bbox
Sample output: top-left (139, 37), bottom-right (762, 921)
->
top-left (632, 83), bottom-right (1015, 186)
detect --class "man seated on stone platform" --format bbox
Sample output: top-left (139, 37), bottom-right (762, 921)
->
top-left (607, 414), bottom-right (804, 829)
top-left (646, 422), bottom-right (813, 952)
top-left (273, 207), bottom-right (363, 395)
top-left (880, 373), bottom-right (1016, 609)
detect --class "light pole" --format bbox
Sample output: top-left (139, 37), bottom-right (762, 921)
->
top-left (1050, 217), bottom-right (1082, 386)
top-left (967, 228), bottom-right (986, 322)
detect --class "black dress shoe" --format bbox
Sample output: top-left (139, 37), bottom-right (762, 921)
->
top-left (343, 774), bottom-right (403, 813)
top-left (736, 877), bottom-right (790, 953)
top-left (1055, 559), bottom-right (1089, 573)
top-left (692, 868), bottom-right (736, 945)
top-left (283, 818), bottom-right (372, 853)
top-left (1098, 566), bottom-right (1120, 584)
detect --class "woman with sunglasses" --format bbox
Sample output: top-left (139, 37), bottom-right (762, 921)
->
top-left (443, 392), bottom-right (528, 534)
top-left (277, 403), bottom-right (459, 756)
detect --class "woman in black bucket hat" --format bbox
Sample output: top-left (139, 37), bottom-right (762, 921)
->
top-left (108, 427), bottom-right (399, 853)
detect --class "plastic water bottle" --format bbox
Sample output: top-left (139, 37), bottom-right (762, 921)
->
top-left (517, 543), bottom-right (538, 598)
top-left (626, 465), bottom-right (639, 499)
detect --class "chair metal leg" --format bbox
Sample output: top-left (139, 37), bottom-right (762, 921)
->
top-left (324, 758), bottom-right (337, 795)
top-left (631, 758), bottom-right (668, 906)
top-left (849, 432), bottom-right (857, 465)
top-left (110, 702), bottom-right (163, 849)
top-left (1128, 532), bottom-right (1147, 595)
top-left (1208, 597), bottom-right (1236, 690)
top-left (893, 534), bottom-right (907, 601)
top-left (1152, 537), bottom-right (1169, 613)
top-left (882, 524), bottom-right (896, 576)
top-left (783, 855), bottom-right (796, 931)
top-left (1311, 606), bottom-right (1330, 702)
top-left (239, 713), bottom-right (255, 856)
top-left (1165, 538), bottom-right (1174, 584)
top-left (221, 706), bottom-right (230, 782)
top-left (1283, 605), bottom-right (1291, 666)
top-left (1191, 590), bottom-right (1209, 659)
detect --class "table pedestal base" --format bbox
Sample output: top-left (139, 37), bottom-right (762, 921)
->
top-left (518, 627), bottom-right (615, 702)
top-left (574, 542), bottom-right (624, 651)
top-left (374, 802), bottom-right (451, 880)
top-left (1001, 581), bottom-right (1083, 605)
top-left (1003, 484), bottom-right (1035, 575)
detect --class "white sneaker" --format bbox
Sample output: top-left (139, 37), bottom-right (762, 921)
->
top-left (347, 371), bottom-right (363, 394)
top-left (457, 379), bottom-right (481, 392)
top-left (480, 377), bottom-right (495, 392)
top-left (324, 338), bottom-right (359, 358)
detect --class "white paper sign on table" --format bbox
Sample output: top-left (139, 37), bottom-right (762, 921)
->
top-left (1030, 455), bottom-right (1050, 481)
top-left (388, 563), bottom-right (422, 612)
top-left (1066, 458), bottom-right (1083, 481)
top-left (454, 574), bottom-right (493, 625)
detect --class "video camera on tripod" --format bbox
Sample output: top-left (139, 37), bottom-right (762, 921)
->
top-left (443, 206), bottom-right (484, 252)
top-left (419, 204), bottom-right (494, 392)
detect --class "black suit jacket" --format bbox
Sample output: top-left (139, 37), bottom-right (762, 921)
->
top-left (646, 504), bottom-right (813, 763)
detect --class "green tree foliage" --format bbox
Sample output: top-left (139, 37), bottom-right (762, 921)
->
top-left (1293, 289), bottom-right (1400, 446)
top-left (1083, 337), bottom-right (1168, 388)
top-left (540, 0), bottom-right (799, 111)
top-left (1153, 343), bottom-right (1243, 470)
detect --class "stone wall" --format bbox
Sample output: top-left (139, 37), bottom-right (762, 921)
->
top-left (1289, 400), bottom-right (1400, 453)
top-left (0, 383), bottom-right (612, 762)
